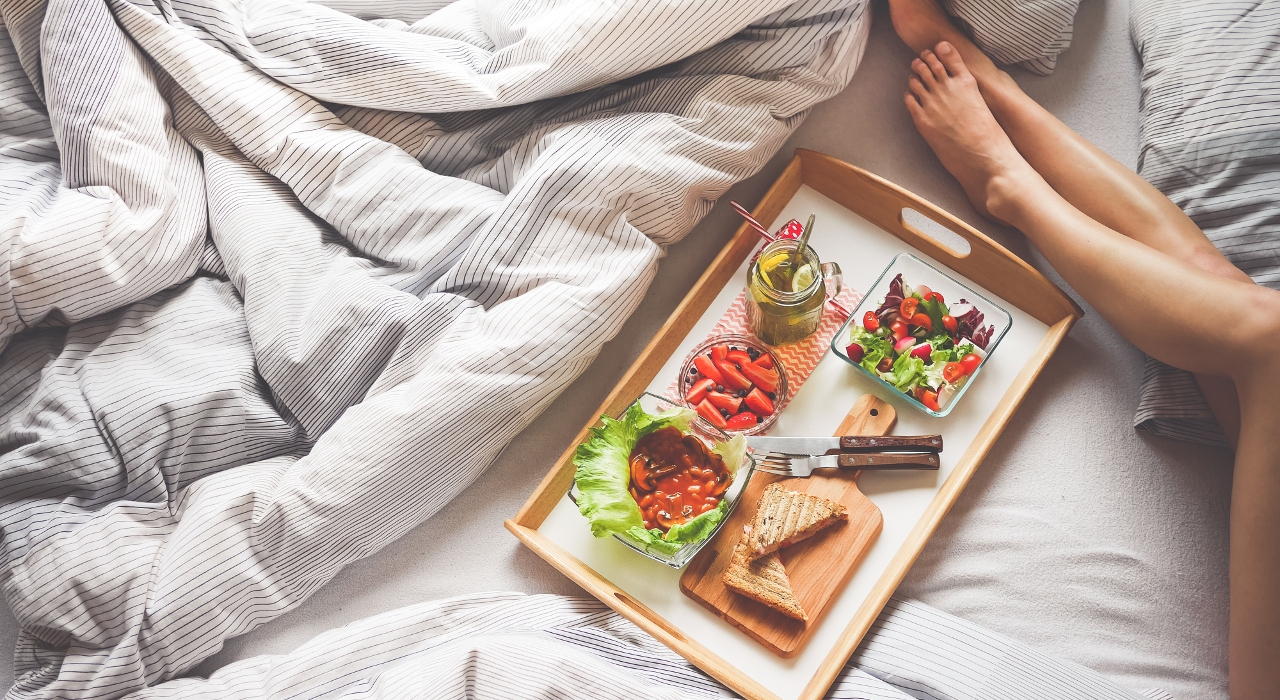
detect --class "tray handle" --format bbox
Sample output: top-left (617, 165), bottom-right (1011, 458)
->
top-left (795, 149), bottom-right (1083, 325)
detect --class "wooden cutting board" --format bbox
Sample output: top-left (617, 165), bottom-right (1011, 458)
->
top-left (679, 394), bottom-right (892, 657)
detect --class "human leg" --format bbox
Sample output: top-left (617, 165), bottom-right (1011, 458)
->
top-left (903, 40), bottom-right (1280, 699)
top-left (888, 0), bottom-right (1248, 444)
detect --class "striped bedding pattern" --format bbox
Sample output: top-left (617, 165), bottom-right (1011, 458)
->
top-left (120, 593), bottom-right (1162, 700)
top-left (943, 0), bottom-right (1081, 75)
top-left (1130, 0), bottom-right (1280, 446)
top-left (0, 0), bottom-right (873, 696)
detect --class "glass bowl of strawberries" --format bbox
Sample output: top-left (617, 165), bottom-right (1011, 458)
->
top-left (676, 334), bottom-right (787, 435)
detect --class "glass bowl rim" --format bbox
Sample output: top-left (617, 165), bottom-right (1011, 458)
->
top-left (675, 333), bottom-right (788, 436)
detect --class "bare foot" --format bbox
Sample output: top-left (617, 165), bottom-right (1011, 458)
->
top-left (887, 0), bottom-right (1016, 99)
top-left (903, 42), bottom-right (1038, 223)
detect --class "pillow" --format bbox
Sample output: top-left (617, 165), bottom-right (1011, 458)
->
top-left (1130, 0), bottom-right (1280, 446)
top-left (943, 0), bottom-right (1082, 75)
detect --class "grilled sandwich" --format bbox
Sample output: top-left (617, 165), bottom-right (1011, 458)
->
top-left (745, 484), bottom-right (846, 561)
top-left (721, 527), bottom-right (807, 621)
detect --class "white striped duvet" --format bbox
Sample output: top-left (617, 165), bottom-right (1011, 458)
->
top-left (0, 0), bottom-right (1174, 697)
top-left (122, 593), bottom-right (1163, 700)
top-left (0, 0), bottom-right (871, 695)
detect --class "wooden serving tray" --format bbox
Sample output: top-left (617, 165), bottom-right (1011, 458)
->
top-left (680, 394), bottom-right (893, 656)
top-left (506, 149), bottom-right (1083, 700)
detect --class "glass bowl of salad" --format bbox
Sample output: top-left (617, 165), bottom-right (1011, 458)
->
top-left (568, 392), bottom-right (757, 568)
top-left (831, 253), bottom-right (1012, 417)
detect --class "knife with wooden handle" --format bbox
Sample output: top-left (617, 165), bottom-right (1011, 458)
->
top-left (746, 434), bottom-right (942, 455)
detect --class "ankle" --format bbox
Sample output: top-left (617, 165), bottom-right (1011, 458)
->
top-left (975, 67), bottom-right (1020, 115)
top-left (982, 168), bottom-right (1033, 223)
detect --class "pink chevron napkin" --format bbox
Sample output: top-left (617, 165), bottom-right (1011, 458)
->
top-left (662, 266), bottom-right (861, 425)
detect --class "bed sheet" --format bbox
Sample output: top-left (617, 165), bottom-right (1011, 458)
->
top-left (0, 1), bottom-right (1232, 699)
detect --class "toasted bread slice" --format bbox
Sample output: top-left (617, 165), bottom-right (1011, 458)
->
top-left (746, 484), bottom-right (846, 560)
top-left (721, 529), bottom-right (807, 621)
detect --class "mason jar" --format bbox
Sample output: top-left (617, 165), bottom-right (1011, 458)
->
top-left (744, 239), bottom-right (842, 346)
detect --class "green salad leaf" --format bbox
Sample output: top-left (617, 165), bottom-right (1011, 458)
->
top-left (888, 351), bottom-right (925, 391)
top-left (919, 296), bottom-right (948, 332)
top-left (625, 499), bottom-right (729, 555)
top-left (573, 403), bottom-right (744, 554)
top-left (851, 315), bottom-right (980, 390)
top-left (849, 325), bottom-right (894, 374)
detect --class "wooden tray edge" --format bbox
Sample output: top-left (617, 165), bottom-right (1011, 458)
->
top-left (506, 520), bottom-right (784, 700)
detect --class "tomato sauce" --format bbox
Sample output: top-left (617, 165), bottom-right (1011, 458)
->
top-left (628, 426), bottom-right (732, 532)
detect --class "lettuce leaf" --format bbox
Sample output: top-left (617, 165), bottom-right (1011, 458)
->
top-left (919, 296), bottom-right (946, 329)
top-left (573, 404), bottom-right (742, 554)
top-left (625, 499), bottom-right (729, 555)
top-left (849, 325), bottom-right (894, 374)
top-left (573, 403), bottom-right (695, 538)
top-left (888, 351), bottom-right (925, 391)
top-left (712, 433), bottom-right (747, 478)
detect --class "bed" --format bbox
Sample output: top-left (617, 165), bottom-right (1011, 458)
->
top-left (0, 0), bottom-right (1248, 699)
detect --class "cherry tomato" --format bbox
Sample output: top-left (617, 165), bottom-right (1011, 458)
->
top-left (846, 343), bottom-right (865, 363)
top-left (923, 291), bottom-right (945, 304)
top-left (909, 313), bottom-right (933, 332)
top-left (876, 357), bottom-right (894, 373)
top-left (890, 320), bottom-right (909, 340)
top-left (942, 315), bottom-right (958, 336)
top-left (862, 311), bottom-right (880, 332)
top-left (920, 388), bottom-right (940, 412)
top-left (899, 297), bottom-right (919, 319)
top-left (960, 353), bottom-right (982, 375)
top-left (942, 362), bottom-right (965, 383)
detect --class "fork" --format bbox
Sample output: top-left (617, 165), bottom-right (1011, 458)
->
top-left (755, 450), bottom-right (939, 477)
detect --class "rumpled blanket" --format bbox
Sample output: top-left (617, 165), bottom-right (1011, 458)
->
top-left (121, 593), bottom-right (1168, 700)
top-left (0, 0), bottom-right (873, 696)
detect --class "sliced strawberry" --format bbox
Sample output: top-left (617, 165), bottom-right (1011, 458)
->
top-left (744, 388), bottom-right (775, 416)
top-left (696, 399), bottom-right (729, 429)
top-left (693, 355), bottom-right (725, 385)
top-left (753, 353), bottom-right (775, 370)
top-left (726, 349), bottom-right (752, 367)
top-left (714, 360), bottom-right (752, 392)
top-left (711, 345), bottom-right (729, 362)
top-left (685, 377), bottom-right (715, 405)
top-left (706, 391), bottom-right (743, 413)
top-left (738, 361), bottom-right (779, 393)
top-left (725, 411), bottom-right (758, 430)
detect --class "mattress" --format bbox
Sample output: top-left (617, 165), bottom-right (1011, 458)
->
top-left (0, 1), bottom-right (1233, 699)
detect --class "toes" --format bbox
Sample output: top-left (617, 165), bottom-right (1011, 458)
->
top-left (911, 58), bottom-right (934, 85)
top-left (933, 41), bottom-right (968, 78)
top-left (904, 91), bottom-right (923, 118)
top-left (921, 49), bottom-right (947, 80)
top-left (907, 75), bottom-right (928, 100)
